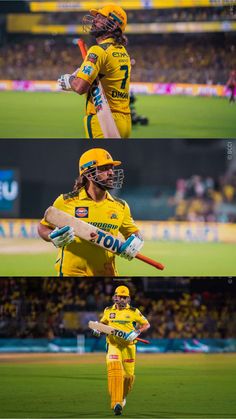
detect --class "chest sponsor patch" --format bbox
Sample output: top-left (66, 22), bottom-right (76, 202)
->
top-left (87, 53), bottom-right (98, 64)
top-left (82, 65), bottom-right (94, 76)
top-left (109, 313), bottom-right (116, 319)
top-left (75, 207), bottom-right (89, 218)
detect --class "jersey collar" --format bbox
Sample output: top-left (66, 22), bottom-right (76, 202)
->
top-left (99, 37), bottom-right (115, 45)
top-left (79, 186), bottom-right (115, 202)
top-left (112, 303), bottom-right (130, 310)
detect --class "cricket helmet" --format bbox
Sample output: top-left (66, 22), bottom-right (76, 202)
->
top-left (90, 4), bottom-right (127, 32)
top-left (114, 285), bottom-right (130, 297)
top-left (79, 148), bottom-right (121, 175)
top-left (79, 148), bottom-right (124, 190)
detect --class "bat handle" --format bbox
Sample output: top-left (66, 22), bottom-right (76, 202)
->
top-left (136, 337), bottom-right (150, 344)
top-left (135, 253), bottom-right (165, 271)
top-left (77, 38), bottom-right (87, 59)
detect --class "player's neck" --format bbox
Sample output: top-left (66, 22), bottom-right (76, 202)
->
top-left (96, 34), bottom-right (114, 44)
top-left (115, 304), bottom-right (126, 311)
top-left (86, 183), bottom-right (107, 202)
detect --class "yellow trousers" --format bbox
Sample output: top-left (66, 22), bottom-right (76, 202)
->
top-left (106, 343), bottom-right (136, 409)
top-left (84, 112), bottom-right (131, 139)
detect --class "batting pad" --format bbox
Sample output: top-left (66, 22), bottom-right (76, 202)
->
top-left (107, 361), bottom-right (124, 408)
top-left (123, 375), bottom-right (135, 398)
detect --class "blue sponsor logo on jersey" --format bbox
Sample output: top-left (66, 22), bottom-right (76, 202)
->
top-left (82, 65), bottom-right (94, 76)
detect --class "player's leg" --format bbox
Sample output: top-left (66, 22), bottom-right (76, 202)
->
top-left (121, 345), bottom-right (136, 406)
top-left (106, 344), bottom-right (124, 413)
top-left (83, 114), bottom-right (104, 138)
top-left (84, 113), bottom-right (131, 139)
top-left (113, 113), bottom-right (131, 139)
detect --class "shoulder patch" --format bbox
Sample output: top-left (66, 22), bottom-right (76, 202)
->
top-left (113, 196), bottom-right (126, 208)
top-left (63, 190), bottom-right (80, 200)
top-left (98, 43), bottom-right (113, 51)
top-left (129, 306), bottom-right (136, 312)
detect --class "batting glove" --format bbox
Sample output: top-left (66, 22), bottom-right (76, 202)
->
top-left (119, 234), bottom-right (144, 261)
top-left (57, 74), bottom-right (74, 91)
top-left (125, 329), bottom-right (141, 342)
top-left (49, 226), bottom-right (75, 248)
top-left (92, 329), bottom-right (101, 338)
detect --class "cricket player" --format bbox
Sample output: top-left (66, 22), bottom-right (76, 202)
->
top-left (58, 4), bottom-right (131, 138)
top-left (93, 285), bottom-right (150, 416)
top-left (226, 70), bottom-right (236, 104)
top-left (38, 148), bottom-right (143, 276)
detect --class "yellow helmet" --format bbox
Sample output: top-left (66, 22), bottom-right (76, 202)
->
top-left (114, 285), bottom-right (130, 297)
top-left (90, 4), bottom-right (127, 32)
top-left (79, 148), bottom-right (121, 175)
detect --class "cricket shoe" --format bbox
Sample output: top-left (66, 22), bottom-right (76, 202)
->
top-left (114, 403), bottom-right (123, 416)
top-left (122, 398), bottom-right (126, 408)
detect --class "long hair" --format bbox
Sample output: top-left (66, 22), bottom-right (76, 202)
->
top-left (112, 29), bottom-right (128, 46)
top-left (73, 175), bottom-right (87, 193)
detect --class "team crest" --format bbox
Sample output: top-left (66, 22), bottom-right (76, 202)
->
top-left (107, 210), bottom-right (118, 220)
top-left (75, 207), bottom-right (89, 218)
top-left (109, 313), bottom-right (116, 319)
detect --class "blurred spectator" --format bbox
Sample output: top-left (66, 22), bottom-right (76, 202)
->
top-left (170, 172), bottom-right (236, 222)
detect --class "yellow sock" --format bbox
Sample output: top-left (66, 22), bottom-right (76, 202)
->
top-left (107, 361), bottom-right (124, 409)
top-left (123, 375), bottom-right (135, 399)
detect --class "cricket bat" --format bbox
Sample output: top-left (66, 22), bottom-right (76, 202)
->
top-left (88, 321), bottom-right (150, 344)
top-left (77, 38), bottom-right (121, 139)
top-left (45, 206), bottom-right (165, 271)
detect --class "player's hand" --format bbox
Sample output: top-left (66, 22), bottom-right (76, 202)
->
top-left (49, 226), bottom-right (75, 248)
top-left (119, 234), bottom-right (144, 261)
top-left (57, 74), bottom-right (74, 91)
top-left (125, 329), bottom-right (141, 342)
top-left (92, 329), bottom-right (101, 338)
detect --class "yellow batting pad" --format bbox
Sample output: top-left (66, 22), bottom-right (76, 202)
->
top-left (123, 375), bottom-right (135, 398)
top-left (107, 361), bottom-right (124, 409)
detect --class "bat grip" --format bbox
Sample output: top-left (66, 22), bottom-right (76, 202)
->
top-left (135, 253), bottom-right (164, 271)
top-left (77, 39), bottom-right (87, 59)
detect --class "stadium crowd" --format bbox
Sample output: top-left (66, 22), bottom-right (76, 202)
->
top-left (38, 6), bottom-right (236, 24)
top-left (0, 278), bottom-right (235, 339)
top-left (170, 172), bottom-right (236, 222)
top-left (0, 35), bottom-right (235, 84)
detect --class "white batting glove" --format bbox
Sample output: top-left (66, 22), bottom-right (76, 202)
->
top-left (49, 226), bottom-right (75, 248)
top-left (57, 74), bottom-right (74, 91)
top-left (125, 329), bottom-right (141, 342)
top-left (92, 329), bottom-right (101, 338)
top-left (119, 234), bottom-right (144, 261)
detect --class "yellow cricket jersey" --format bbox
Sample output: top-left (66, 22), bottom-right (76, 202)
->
top-left (41, 186), bottom-right (138, 276)
top-left (100, 304), bottom-right (149, 348)
top-left (76, 38), bottom-right (131, 115)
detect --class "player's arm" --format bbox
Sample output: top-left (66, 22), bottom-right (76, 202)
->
top-left (58, 45), bottom-right (103, 95)
top-left (125, 310), bottom-right (150, 342)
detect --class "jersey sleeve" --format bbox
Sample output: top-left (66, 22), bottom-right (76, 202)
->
top-left (40, 194), bottom-right (65, 227)
top-left (119, 201), bottom-right (140, 239)
top-left (76, 45), bottom-right (106, 86)
top-left (135, 308), bottom-right (149, 326)
top-left (100, 307), bottom-right (109, 324)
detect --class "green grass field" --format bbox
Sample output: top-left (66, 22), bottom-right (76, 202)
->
top-left (0, 353), bottom-right (236, 418)
top-left (0, 91), bottom-right (235, 138)
top-left (0, 240), bottom-right (235, 276)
